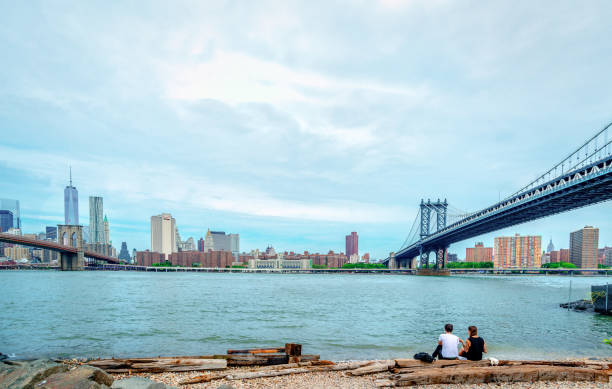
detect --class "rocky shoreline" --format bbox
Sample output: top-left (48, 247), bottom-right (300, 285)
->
top-left (2, 358), bottom-right (611, 389)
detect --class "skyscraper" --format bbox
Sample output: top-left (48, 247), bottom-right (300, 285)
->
top-left (104, 215), bottom-right (110, 244)
top-left (198, 237), bottom-right (205, 252)
top-left (569, 226), bottom-right (599, 268)
top-left (345, 232), bottom-right (358, 258)
top-left (45, 226), bottom-right (58, 241)
top-left (0, 198), bottom-right (20, 228)
top-left (64, 168), bottom-right (79, 225)
top-left (151, 213), bottom-right (176, 257)
top-left (118, 242), bottom-right (131, 262)
top-left (546, 238), bottom-right (555, 253)
top-left (0, 210), bottom-right (13, 232)
top-left (494, 234), bottom-right (541, 268)
top-left (89, 196), bottom-right (105, 243)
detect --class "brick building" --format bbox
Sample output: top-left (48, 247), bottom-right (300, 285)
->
top-left (570, 226), bottom-right (599, 268)
top-left (494, 234), bottom-right (541, 268)
top-left (466, 242), bottom-right (493, 263)
top-left (136, 250), bottom-right (166, 267)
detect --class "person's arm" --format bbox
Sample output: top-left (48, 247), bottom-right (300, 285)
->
top-left (438, 340), bottom-right (443, 346)
top-left (483, 340), bottom-right (487, 354)
top-left (462, 339), bottom-right (471, 353)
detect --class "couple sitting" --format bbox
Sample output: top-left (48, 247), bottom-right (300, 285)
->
top-left (432, 323), bottom-right (487, 361)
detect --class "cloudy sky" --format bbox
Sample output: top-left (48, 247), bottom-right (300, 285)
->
top-left (1, 1), bottom-right (611, 259)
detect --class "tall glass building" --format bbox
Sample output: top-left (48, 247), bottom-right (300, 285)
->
top-left (0, 199), bottom-right (20, 228)
top-left (64, 173), bottom-right (79, 225)
top-left (89, 196), bottom-right (105, 243)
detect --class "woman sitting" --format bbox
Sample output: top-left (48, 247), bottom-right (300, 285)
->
top-left (459, 326), bottom-right (487, 361)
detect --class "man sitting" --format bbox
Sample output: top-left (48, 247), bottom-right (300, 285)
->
top-left (432, 323), bottom-right (464, 360)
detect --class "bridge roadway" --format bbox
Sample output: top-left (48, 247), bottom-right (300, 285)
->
top-left (393, 153), bottom-right (612, 264)
top-left (0, 232), bottom-right (119, 264)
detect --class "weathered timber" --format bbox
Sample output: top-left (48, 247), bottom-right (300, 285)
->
top-left (227, 347), bottom-right (285, 354)
top-left (285, 343), bottom-right (302, 357)
top-left (179, 372), bottom-right (228, 385)
top-left (378, 365), bottom-right (609, 387)
top-left (251, 353), bottom-right (289, 365)
top-left (392, 360), bottom-right (490, 373)
top-left (498, 360), bottom-right (612, 369)
top-left (394, 359), bottom-right (487, 369)
top-left (224, 361), bottom-right (373, 381)
top-left (346, 360), bottom-right (396, 376)
top-left (86, 358), bottom-right (226, 373)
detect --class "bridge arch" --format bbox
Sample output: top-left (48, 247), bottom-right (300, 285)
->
top-left (62, 232), bottom-right (68, 246)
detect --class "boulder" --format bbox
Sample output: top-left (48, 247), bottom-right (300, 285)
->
top-left (0, 359), bottom-right (69, 389)
top-left (40, 365), bottom-right (114, 388)
top-left (111, 376), bottom-right (177, 389)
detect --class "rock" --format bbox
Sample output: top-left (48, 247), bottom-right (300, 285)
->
top-left (217, 385), bottom-right (236, 389)
top-left (111, 376), bottom-right (176, 389)
top-left (41, 365), bottom-right (114, 388)
top-left (0, 359), bottom-right (69, 389)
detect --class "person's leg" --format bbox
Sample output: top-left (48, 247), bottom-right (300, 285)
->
top-left (432, 344), bottom-right (443, 359)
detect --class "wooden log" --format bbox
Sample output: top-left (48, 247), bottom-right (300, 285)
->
top-left (179, 372), bottom-right (228, 385)
top-left (225, 361), bottom-right (374, 380)
top-left (87, 358), bottom-right (226, 373)
top-left (227, 347), bottom-right (285, 354)
top-left (347, 360), bottom-right (396, 376)
top-left (285, 343), bottom-right (302, 356)
top-left (385, 366), bottom-right (609, 387)
top-left (392, 360), bottom-right (490, 373)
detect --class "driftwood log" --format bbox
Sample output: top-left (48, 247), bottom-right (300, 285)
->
top-left (86, 357), bottom-right (226, 373)
top-left (377, 365), bottom-right (610, 387)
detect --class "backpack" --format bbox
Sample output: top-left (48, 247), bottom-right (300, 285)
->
top-left (413, 352), bottom-right (434, 363)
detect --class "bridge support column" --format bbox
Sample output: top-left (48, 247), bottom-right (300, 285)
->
top-left (60, 250), bottom-right (84, 271)
top-left (388, 252), bottom-right (397, 269)
top-left (435, 247), bottom-right (447, 269)
top-left (419, 247), bottom-right (429, 268)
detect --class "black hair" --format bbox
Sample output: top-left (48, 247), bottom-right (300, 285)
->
top-left (444, 323), bottom-right (453, 332)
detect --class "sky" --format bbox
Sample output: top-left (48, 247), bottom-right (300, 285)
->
top-left (0, 0), bottom-right (611, 259)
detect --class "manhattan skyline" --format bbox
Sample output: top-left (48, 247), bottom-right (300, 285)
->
top-left (1, 1), bottom-right (611, 258)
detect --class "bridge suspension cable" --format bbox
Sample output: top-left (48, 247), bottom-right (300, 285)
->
top-left (398, 209), bottom-right (420, 250)
top-left (505, 121), bottom-right (612, 201)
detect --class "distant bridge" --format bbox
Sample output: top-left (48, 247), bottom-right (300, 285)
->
top-left (385, 122), bottom-right (612, 269)
top-left (0, 225), bottom-right (119, 270)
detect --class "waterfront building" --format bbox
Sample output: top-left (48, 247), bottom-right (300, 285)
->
top-left (45, 226), bottom-right (57, 241)
top-left (349, 253), bottom-right (360, 263)
top-left (447, 253), bottom-right (458, 262)
top-left (494, 234), bottom-right (541, 268)
top-left (0, 210), bottom-right (13, 232)
top-left (118, 242), bottom-right (131, 262)
top-left (151, 213), bottom-right (176, 257)
top-left (0, 198), bottom-right (20, 228)
top-left (249, 257), bottom-right (311, 270)
top-left (546, 238), bottom-right (555, 253)
top-left (136, 250), bottom-right (166, 266)
top-left (597, 247), bottom-right (611, 266)
top-left (89, 196), bottom-right (105, 244)
top-left (169, 250), bottom-right (235, 268)
top-left (197, 237), bottom-right (205, 252)
top-left (64, 169), bottom-right (79, 225)
top-left (179, 237), bottom-right (196, 251)
top-left (362, 253), bottom-right (371, 262)
top-left (569, 226), bottom-right (599, 268)
top-left (466, 242), bottom-right (493, 263)
top-left (104, 215), bottom-right (110, 244)
top-left (4, 246), bottom-right (30, 260)
top-left (605, 247), bottom-right (612, 267)
top-left (541, 251), bottom-right (551, 264)
top-left (345, 232), bottom-right (358, 258)
top-left (203, 230), bottom-right (240, 257)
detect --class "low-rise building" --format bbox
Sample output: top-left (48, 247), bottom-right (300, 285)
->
top-left (466, 242), bottom-right (493, 263)
top-left (248, 258), bottom-right (311, 270)
top-left (136, 250), bottom-right (166, 266)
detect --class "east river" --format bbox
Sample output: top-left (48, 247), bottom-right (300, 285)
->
top-left (1, 271), bottom-right (610, 360)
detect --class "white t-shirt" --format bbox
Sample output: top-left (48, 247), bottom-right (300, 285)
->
top-left (438, 333), bottom-right (460, 358)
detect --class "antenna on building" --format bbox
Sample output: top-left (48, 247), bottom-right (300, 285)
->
top-left (69, 165), bottom-right (72, 186)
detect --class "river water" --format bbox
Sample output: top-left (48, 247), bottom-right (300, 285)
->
top-left (1, 271), bottom-right (610, 360)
